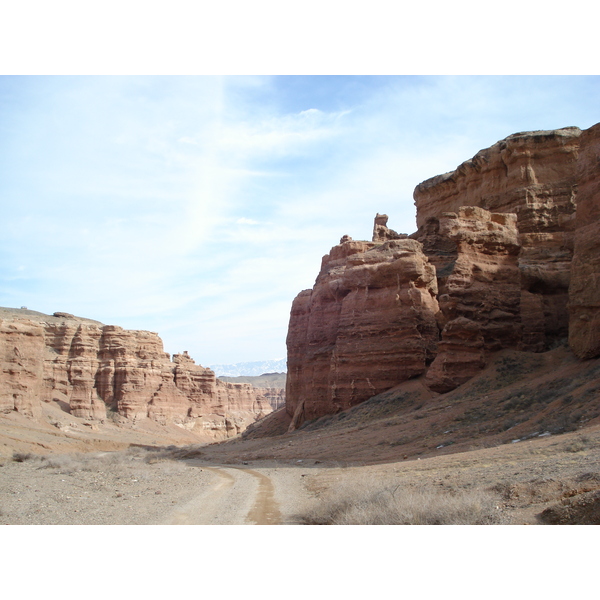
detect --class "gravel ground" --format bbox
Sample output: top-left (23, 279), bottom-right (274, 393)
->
top-left (0, 450), bottom-right (216, 525)
top-left (0, 450), bottom-right (321, 525)
top-left (2, 427), bottom-right (600, 525)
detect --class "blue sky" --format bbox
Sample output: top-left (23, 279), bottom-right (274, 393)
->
top-left (1, 75), bottom-right (599, 365)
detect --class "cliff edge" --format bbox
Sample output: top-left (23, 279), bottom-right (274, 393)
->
top-left (286, 123), bottom-right (600, 426)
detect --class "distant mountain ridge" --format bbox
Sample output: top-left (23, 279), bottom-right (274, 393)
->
top-left (209, 359), bottom-right (287, 377)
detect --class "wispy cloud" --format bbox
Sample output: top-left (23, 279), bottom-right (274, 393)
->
top-left (1, 75), bottom-right (598, 363)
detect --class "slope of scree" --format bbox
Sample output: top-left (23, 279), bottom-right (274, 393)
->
top-left (236, 345), bottom-right (600, 464)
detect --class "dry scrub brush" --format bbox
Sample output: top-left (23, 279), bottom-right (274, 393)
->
top-left (301, 475), bottom-right (506, 525)
top-left (13, 448), bottom-right (189, 476)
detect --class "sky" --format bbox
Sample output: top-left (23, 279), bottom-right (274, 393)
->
top-left (1, 75), bottom-right (599, 365)
top-left (2, 2), bottom-right (598, 583)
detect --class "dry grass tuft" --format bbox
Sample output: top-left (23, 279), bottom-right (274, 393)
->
top-left (36, 448), bottom-right (189, 477)
top-left (563, 434), bottom-right (595, 453)
top-left (300, 475), bottom-right (505, 525)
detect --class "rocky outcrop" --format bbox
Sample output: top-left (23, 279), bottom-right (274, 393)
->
top-left (216, 373), bottom-right (286, 410)
top-left (413, 127), bottom-right (580, 231)
top-left (0, 319), bottom-right (45, 419)
top-left (0, 310), bottom-right (271, 439)
top-left (423, 207), bottom-right (521, 392)
top-left (414, 128), bottom-right (579, 355)
top-left (286, 237), bottom-right (439, 422)
top-left (569, 123), bottom-right (600, 359)
top-left (286, 124), bottom-right (599, 424)
top-left (256, 387), bottom-right (286, 410)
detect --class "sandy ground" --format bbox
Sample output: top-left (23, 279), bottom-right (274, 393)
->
top-left (2, 345), bottom-right (599, 525)
top-left (2, 425), bottom-right (599, 525)
top-left (0, 450), bottom-right (318, 525)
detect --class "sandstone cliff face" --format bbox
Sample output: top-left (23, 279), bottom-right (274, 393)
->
top-left (414, 128), bottom-right (579, 355)
top-left (413, 127), bottom-right (580, 232)
top-left (286, 124), bottom-right (599, 424)
top-left (256, 388), bottom-right (286, 410)
top-left (286, 237), bottom-right (439, 422)
top-left (0, 319), bottom-right (45, 419)
top-left (0, 310), bottom-right (271, 439)
top-left (569, 123), bottom-right (600, 359)
top-left (423, 207), bottom-right (521, 392)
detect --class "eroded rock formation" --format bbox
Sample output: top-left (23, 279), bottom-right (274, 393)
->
top-left (423, 207), bottom-right (521, 392)
top-left (286, 237), bottom-right (439, 422)
top-left (569, 123), bottom-right (600, 359)
top-left (0, 309), bottom-right (271, 439)
top-left (286, 124), bottom-right (600, 425)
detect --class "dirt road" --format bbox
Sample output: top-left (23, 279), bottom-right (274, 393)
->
top-left (160, 464), bottom-right (282, 525)
top-left (0, 454), bottom-right (314, 525)
top-left (2, 426), bottom-right (600, 525)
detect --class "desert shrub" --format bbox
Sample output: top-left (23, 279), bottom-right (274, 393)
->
top-left (39, 451), bottom-right (141, 473)
top-left (139, 444), bottom-right (203, 462)
top-left (300, 475), bottom-right (504, 525)
top-left (40, 453), bottom-right (95, 471)
top-left (564, 435), bottom-right (593, 453)
top-left (536, 412), bottom-right (583, 435)
top-left (390, 436), bottom-right (412, 447)
top-left (501, 419), bottom-right (518, 431)
top-left (496, 357), bottom-right (534, 384)
top-left (12, 452), bottom-right (36, 463)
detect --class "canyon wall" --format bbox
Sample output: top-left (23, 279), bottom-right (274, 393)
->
top-left (286, 236), bottom-right (439, 423)
top-left (569, 123), bottom-right (600, 359)
top-left (0, 309), bottom-right (271, 439)
top-left (286, 124), bottom-right (600, 425)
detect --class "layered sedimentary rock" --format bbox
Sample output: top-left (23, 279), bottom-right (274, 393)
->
top-left (569, 123), bottom-right (600, 358)
top-left (0, 319), bottom-right (45, 419)
top-left (286, 237), bottom-right (439, 422)
top-left (0, 310), bottom-right (271, 439)
top-left (423, 207), bottom-right (521, 392)
top-left (412, 128), bottom-right (583, 389)
top-left (414, 128), bottom-right (579, 354)
top-left (286, 124), bottom-right (599, 424)
top-left (256, 388), bottom-right (286, 410)
top-left (413, 127), bottom-right (580, 231)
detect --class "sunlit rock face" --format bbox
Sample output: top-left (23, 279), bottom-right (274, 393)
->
top-left (286, 237), bottom-right (440, 422)
top-left (286, 124), bottom-right (599, 425)
top-left (0, 319), bottom-right (45, 419)
top-left (413, 127), bottom-right (581, 232)
top-left (0, 312), bottom-right (271, 439)
top-left (414, 127), bottom-right (580, 355)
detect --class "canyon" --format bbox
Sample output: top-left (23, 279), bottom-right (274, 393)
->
top-left (0, 307), bottom-right (272, 442)
top-left (2, 123), bottom-right (600, 527)
top-left (2, 123), bottom-right (599, 448)
top-left (285, 124), bottom-right (600, 425)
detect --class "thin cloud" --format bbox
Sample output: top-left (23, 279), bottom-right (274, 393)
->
top-left (1, 75), bottom-right (598, 364)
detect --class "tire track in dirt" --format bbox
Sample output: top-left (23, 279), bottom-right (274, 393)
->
top-left (162, 465), bottom-right (281, 525)
top-left (231, 467), bottom-right (282, 525)
top-left (163, 466), bottom-right (237, 524)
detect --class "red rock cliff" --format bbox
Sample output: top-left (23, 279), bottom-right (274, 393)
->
top-left (286, 236), bottom-right (439, 423)
top-left (0, 309), bottom-right (271, 439)
top-left (569, 123), bottom-right (600, 358)
top-left (286, 124), bottom-right (599, 425)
